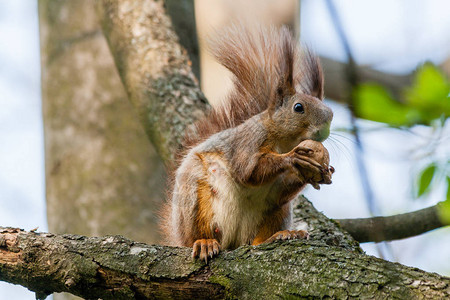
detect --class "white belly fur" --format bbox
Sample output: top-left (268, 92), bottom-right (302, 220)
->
top-left (204, 153), bottom-right (272, 249)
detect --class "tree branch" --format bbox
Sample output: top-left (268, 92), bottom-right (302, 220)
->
top-left (164, 0), bottom-right (200, 80)
top-left (293, 196), bottom-right (361, 251)
top-left (336, 202), bottom-right (450, 243)
top-left (320, 55), bottom-right (450, 104)
top-left (320, 56), bottom-right (411, 103)
top-left (1, 226), bottom-right (449, 299)
top-left (97, 0), bottom-right (209, 163)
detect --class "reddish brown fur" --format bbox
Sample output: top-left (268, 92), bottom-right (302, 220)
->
top-left (252, 203), bottom-right (291, 245)
top-left (193, 178), bottom-right (215, 243)
top-left (245, 146), bottom-right (289, 186)
top-left (160, 24), bottom-right (328, 250)
top-left (191, 152), bottom-right (222, 244)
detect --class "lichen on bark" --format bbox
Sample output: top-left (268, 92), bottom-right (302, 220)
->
top-left (1, 227), bottom-right (449, 299)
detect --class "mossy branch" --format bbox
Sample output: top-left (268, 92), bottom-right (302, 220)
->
top-left (1, 226), bottom-right (450, 299)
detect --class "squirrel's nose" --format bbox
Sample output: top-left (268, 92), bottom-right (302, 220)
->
top-left (321, 106), bottom-right (333, 124)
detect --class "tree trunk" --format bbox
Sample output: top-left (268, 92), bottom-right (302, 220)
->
top-left (39, 2), bottom-right (167, 297)
top-left (39, 0), bottom-right (165, 259)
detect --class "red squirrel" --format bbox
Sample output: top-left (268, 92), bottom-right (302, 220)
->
top-left (161, 24), bottom-right (334, 262)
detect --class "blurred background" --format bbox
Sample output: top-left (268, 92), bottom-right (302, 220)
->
top-left (0, 0), bottom-right (449, 298)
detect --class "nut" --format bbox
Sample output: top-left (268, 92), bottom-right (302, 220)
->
top-left (299, 140), bottom-right (329, 166)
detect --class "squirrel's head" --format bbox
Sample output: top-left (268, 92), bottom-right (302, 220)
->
top-left (265, 38), bottom-right (333, 153)
top-left (269, 92), bottom-right (333, 152)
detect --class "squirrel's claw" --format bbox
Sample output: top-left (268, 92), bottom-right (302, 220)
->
top-left (291, 154), bottom-right (323, 169)
top-left (290, 156), bottom-right (322, 175)
top-left (319, 165), bottom-right (334, 184)
top-left (192, 239), bottom-right (221, 263)
top-left (293, 145), bottom-right (314, 155)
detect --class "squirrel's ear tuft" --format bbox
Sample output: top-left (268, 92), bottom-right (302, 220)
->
top-left (296, 48), bottom-right (324, 100)
top-left (270, 27), bottom-right (296, 111)
top-left (280, 27), bottom-right (296, 96)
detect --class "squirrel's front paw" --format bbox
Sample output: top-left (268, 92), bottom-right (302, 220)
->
top-left (288, 146), bottom-right (323, 176)
top-left (263, 230), bottom-right (309, 244)
top-left (192, 239), bottom-right (221, 263)
top-left (288, 151), bottom-right (327, 187)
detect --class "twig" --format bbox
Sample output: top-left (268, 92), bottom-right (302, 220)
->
top-left (337, 202), bottom-right (449, 243)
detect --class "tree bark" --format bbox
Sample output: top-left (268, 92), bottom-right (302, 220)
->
top-left (164, 0), bottom-right (200, 80)
top-left (1, 226), bottom-right (449, 300)
top-left (98, 0), bottom-right (209, 163)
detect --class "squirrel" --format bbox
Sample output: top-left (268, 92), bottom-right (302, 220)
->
top-left (161, 24), bottom-right (334, 262)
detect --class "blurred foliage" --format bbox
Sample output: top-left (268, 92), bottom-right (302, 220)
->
top-left (415, 160), bottom-right (449, 207)
top-left (354, 63), bottom-right (450, 212)
top-left (354, 63), bottom-right (449, 127)
top-left (417, 164), bottom-right (437, 198)
top-left (448, 176), bottom-right (450, 201)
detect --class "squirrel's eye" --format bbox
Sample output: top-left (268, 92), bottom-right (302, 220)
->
top-left (293, 103), bottom-right (304, 114)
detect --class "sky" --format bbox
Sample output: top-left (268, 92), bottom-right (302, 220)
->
top-left (0, 1), bottom-right (46, 298)
top-left (0, 0), bottom-right (449, 298)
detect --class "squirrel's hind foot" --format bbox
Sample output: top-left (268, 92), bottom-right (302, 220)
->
top-left (263, 230), bottom-right (309, 244)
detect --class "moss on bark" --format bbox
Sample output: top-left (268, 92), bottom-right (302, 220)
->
top-left (1, 227), bottom-right (449, 299)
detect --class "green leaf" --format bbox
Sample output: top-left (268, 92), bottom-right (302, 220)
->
top-left (405, 63), bottom-right (450, 123)
top-left (438, 178), bottom-right (450, 224)
top-left (354, 84), bottom-right (414, 126)
top-left (417, 164), bottom-right (437, 198)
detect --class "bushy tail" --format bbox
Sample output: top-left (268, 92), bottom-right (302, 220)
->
top-left (184, 23), bottom-right (323, 149)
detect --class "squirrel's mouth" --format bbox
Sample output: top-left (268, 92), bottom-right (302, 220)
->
top-left (312, 125), bottom-right (330, 142)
